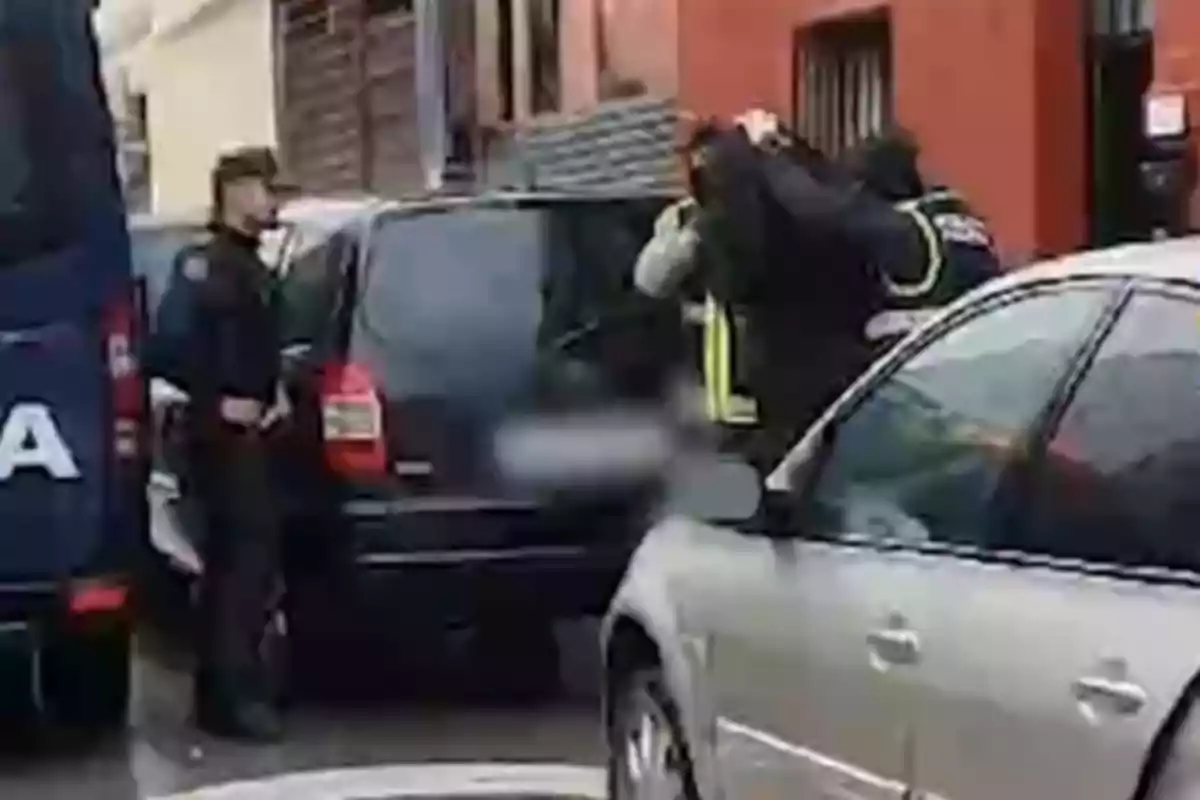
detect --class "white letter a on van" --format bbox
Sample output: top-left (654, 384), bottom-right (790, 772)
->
top-left (0, 404), bottom-right (81, 481)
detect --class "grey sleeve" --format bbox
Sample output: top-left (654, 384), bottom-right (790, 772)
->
top-left (633, 219), bottom-right (701, 299)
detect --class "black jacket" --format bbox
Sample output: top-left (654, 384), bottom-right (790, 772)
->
top-left (693, 129), bottom-right (889, 446)
top-left (185, 226), bottom-right (281, 430)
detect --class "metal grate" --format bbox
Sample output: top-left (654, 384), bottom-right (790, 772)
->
top-left (798, 16), bottom-right (893, 157)
top-left (1091, 0), bottom-right (1154, 36)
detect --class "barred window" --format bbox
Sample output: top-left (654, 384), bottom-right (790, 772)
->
top-left (797, 16), bottom-right (893, 157)
top-left (1091, 0), bottom-right (1153, 35)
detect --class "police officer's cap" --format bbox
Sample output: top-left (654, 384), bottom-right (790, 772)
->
top-left (211, 146), bottom-right (298, 194)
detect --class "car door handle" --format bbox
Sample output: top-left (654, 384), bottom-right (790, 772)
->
top-left (1072, 675), bottom-right (1147, 715)
top-left (866, 627), bottom-right (921, 667)
top-left (1072, 675), bottom-right (1147, 716)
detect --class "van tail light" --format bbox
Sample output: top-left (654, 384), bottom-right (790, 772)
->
top-left (66, 578), bottom-right (129, 617)
top-left (103, 292), bottom-right (143, 461)
top-left (320, 362), bottom-right (386, 478)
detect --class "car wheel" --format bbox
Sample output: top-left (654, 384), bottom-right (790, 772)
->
top-left (38, 623), bottom-right (131, 739)
top-left (608, 666), bottom-right (698, 800)
top-left (471, 619), bottom-right (561, 703)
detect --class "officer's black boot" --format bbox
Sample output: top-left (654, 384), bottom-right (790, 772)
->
top-left (193, 668), bottom-right (282, 743)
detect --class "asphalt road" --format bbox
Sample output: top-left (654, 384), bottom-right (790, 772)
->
top-left (0, 620), bottom-right (607, 800)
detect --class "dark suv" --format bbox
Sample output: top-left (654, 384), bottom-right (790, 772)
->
top-left (143, 190), bottom-right (679, 696)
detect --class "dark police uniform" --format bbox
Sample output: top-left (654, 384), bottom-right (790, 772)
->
top-left (866, 188), bottom-right (1000, 352)
top-left (184, 219), bottom-right (284, 734)
top-left (696, 128), bottom-right (881, 470)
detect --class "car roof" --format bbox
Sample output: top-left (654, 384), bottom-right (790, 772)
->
top-left (127, 210), bottom-right (208, 231)
top-left (983, 235), bottom-right (1200, 293)
top-left (383, 186), bottom-right (680, 212)
top-left (128, 187), bottom-right (678, 230)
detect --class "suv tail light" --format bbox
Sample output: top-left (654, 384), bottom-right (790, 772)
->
top-left (103, 292), bottom-right (142, 461)
top-left (320, 362), bottom-right (386, 477)
top-left (67, 577), bottom-right (129, 617)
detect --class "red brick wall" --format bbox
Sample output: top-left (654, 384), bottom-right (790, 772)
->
top-left (1152, 0), bottom-right (1200, 224)
top-left (677, 0), bottom-right (1088, 263)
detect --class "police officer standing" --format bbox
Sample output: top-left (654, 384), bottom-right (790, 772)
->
top-left (848, 130), bottom-right (1002, 352)
top-left (184, 147), bottom-right (289, 742)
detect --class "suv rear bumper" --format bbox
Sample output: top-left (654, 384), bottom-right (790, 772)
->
top-left (306, 499), bottom-right (640, 630)
top-left (0, 580), bottom-right (129, 715)
top-left (353, 543), bottom-right (632, 623)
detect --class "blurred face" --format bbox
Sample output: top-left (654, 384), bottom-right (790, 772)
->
top-left (221, 176), bottom-right (280, 232)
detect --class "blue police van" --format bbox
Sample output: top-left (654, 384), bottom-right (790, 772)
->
top-left (0, 0), bottom-right (143, 734)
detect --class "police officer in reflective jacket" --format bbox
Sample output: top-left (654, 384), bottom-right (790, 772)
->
top-left (184, 147), bottom-right (290, 741)
top-left (635, 115), bottom-right (999, 472)
top-left (634, 115), bottom-right (880, 472)
top-left (848, 129), bottom-right (1002, 352)
top-left (634, 126), bottom-right (772, 471)
top-left (691, 113), bottom-right (886, 468)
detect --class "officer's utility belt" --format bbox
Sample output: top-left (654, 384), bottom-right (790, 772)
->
top-left (703, 295), bottom-right (758, 427)
top-left (865, 307), bottom-right (942, 343)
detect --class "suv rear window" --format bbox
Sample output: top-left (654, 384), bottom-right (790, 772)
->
top-left (357, 207), bottom-right (544, 403)
top-left (354, 198), bottom-right (671, 405)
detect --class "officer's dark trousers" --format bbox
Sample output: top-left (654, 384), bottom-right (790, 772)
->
top-left (192, 430), bottom-right (282, 707)
top-left (755, 341), bottom-right (873, 468)
top-left (715, 424), bottom-right (779, 477)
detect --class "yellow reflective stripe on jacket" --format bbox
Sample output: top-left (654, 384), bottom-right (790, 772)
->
top-left (885, 201), bottom-right (944, 299)
top-left (703, 294), bottom-right (758, 426)
top-left (703, 296), bottom-right (722, 421)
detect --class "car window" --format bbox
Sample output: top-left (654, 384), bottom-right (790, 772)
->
top-left (539, 199), bottom-right (661, 347)
top-left (354, 207), bottom-right (544, 405)
top-left (540, 198), bottom-right (679, 401)
top-left (279, 227), bottom-right (355, 347)
top-left (1013, 291), bottom-right (1200, 571)
top-left (807, 286), bottom-right (1111, 549)
top-left (129, 225), bottom-right (205, 316)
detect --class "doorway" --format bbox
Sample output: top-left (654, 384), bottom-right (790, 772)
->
top-left (1085, 0), bottom-right (1155, 246)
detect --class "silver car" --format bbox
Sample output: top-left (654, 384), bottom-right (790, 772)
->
top-left (602, 236), bottom-right (1200, 800)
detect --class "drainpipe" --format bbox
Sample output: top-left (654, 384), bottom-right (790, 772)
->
top-left (415, 0), bottom-right (447, 191)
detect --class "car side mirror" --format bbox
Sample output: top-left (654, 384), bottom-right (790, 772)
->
top-left (767, 422), bottom-right (835, 499)
top-left (663, 454), bottom-right (762, 525)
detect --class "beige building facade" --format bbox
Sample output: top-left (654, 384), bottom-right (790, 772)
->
top-left (97, 0), bottom-right (279, 216)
